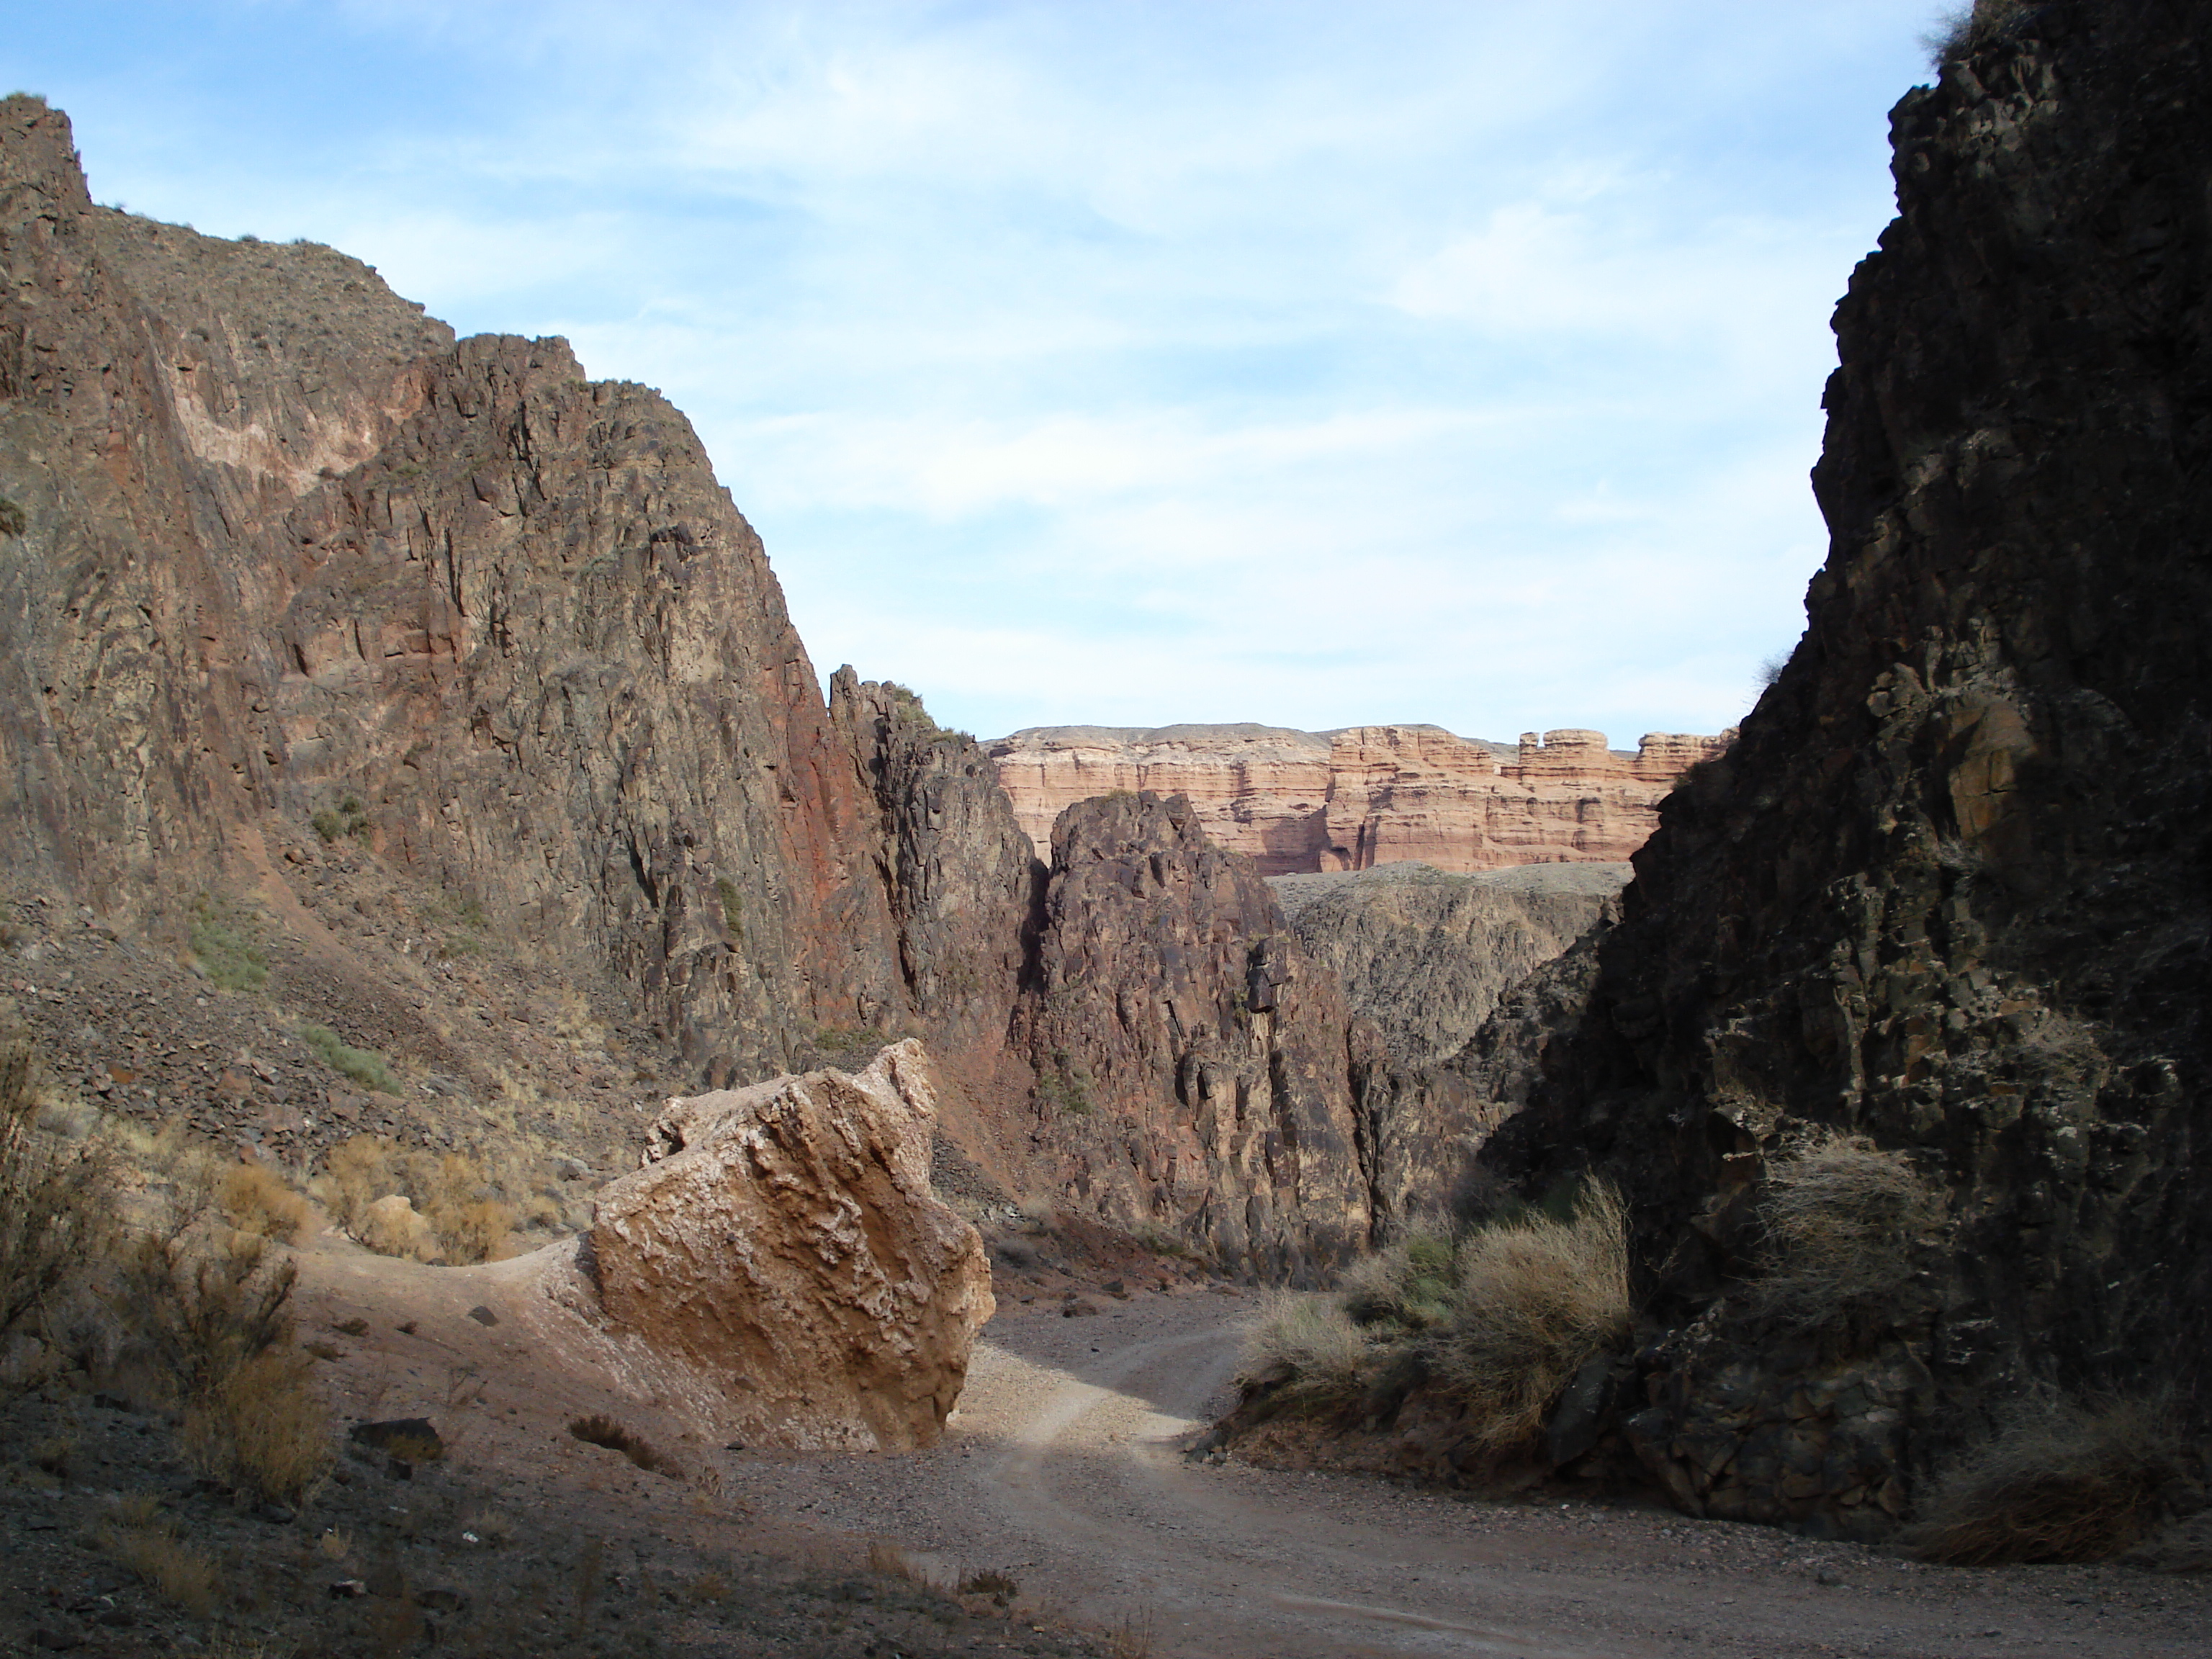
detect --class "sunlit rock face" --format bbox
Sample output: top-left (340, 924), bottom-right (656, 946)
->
top-left (986, 723), bottom-right (1728, 876)
top-left (590, 1041), bottom-right (994, 1452)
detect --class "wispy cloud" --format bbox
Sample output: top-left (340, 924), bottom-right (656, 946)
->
top-left (9, 0), bottom-right (1936, 742)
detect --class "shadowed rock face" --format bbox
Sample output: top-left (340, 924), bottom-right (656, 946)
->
top-left (590, 1041), bottom-right (993, 1451)
top-left (1012, 791), bottom-right (1373, 1282)
top-left (1271, 863), bottom-right (1628, 1070)
top-left (1473, 1), bottom-right (2212, 1537)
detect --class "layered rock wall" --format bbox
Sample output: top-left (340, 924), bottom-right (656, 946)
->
top-left (986, 723), bottom-right (1728, 876)
top-left (1470, 0), bottom-right (2212, 1536)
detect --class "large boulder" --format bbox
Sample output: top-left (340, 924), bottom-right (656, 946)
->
top-left (589, 1040), bottom-right (992, 1451)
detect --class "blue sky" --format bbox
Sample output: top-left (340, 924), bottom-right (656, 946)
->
top-left (9, 2), bottom-right (1941, 743)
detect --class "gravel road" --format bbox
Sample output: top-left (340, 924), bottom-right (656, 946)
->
top-left (721, 1292), bottom-right (2211, 1659)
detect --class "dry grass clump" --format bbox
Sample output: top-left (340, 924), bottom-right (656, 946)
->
top-left (569, 1413), bottom-right (685, 1480)
top-left (0, 1034), bottom-right (116, 1352)
top-left (1240, 1292), bottom-right (1370, 1407)
top-left (181, 1347), bottom-right (332, 1504)
top-left (1750, 1133), bottom-right (1941, 1339)
top-left (220, 1161), bottom-right (311, 1243)
top-left (1431, 1182), bottom-right (1630, 1454)
top-left (1906, 1396), bottom-right (2195, 1564)
top-left (1339, 1232), bottom-right (1457, 1331)
top-left (312, 1138), bottom-right (516, 1264)
top-left (97, 1498), bottom-right (218, 1617)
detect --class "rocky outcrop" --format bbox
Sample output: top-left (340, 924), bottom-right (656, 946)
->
top-left (0, 95), bottom-right (907, 1083)
top-left (589, 1041), bottom-right (992, 1450)
top-left (1470, 1), bottom-right (2212, 1537)
top-left (986, 723), bottom-right (1727, 876)
top-left (1271, 862), bottom-right (1628, 1069)
top-left (1010, 791), bottom-right (1376, 1280)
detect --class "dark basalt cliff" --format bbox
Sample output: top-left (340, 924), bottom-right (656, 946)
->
top-left (1011, 791), bottom-right (1373, 1280)
top-left (1475, 1), bottom-right (2211, 1534)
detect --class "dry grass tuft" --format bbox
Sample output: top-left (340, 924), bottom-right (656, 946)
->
top-left (1239, 1292), bottom-right (1370, 1407)
top-left (867, 1539), bottom-right (933, 1587)
top-left (181, 1348), bottom-right (333, 1505)
top-left (569, 1413), bottom-right (685, 1480)
top-left (1906, 1396), bottom-right (2194, 1564)
top-left (1431, 1181), bottom-right (1630, 1455)
top-left (1340, 1231), bottom-right (1457, 1331)
top-left (99, 1511), bottom-right (218, 1617)
top-left (220, 1161), bottom-right (311, 1243)
top-left (1750, 1133), bottom-right (1941, 1339)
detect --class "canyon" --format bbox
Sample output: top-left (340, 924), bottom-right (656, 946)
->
top-left (986, 721), bottom-right (1730, 875)
top-left (1, 0), bottom-right (2208, 1637)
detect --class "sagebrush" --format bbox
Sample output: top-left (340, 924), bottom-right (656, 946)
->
top-left (1905, 1395), bottom-right (2194, 1564)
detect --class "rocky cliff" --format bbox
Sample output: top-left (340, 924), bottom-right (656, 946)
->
top-left (1467, 0), bottom-right (2212, 1537)
top-left (986, 722), bottom-right (1727, 876)
top-left (1271, 861), bottom-right (1628, 1070)
top-left (0, 97), bottom-right (1511, 1292)
top-left (0, 95), bottom-right (909, 1092)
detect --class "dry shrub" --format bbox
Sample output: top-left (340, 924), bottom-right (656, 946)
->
top-left (181, 1348), bottom-right (333, 1506)
top-left (0, 1035), bottom-right (115, 1347)
top-left (220, 1161), bottom-right (310, 1243)
top-left (1906, 1396), bottom-right (2193, 1565)
top-left (357, 1194), bottom-right (441, 1262)
top-left (312, 1136), bottom-right (395, 1232)
top-left (314, 1139), bottom-right (515, 1264)
top-left (1751, 1134), bottom-right (1941, 1338)
top-left (109, 1223), bottom-right (331, 1504)
top-left (100, 1511), bottom-right (217, 1617)
top-left (1238, 1291), bottom-right (1368, 1407)
top-left (569, 1413), bottom-right (685, 1480)
top-left (1432, 1180), bottom-right (1629, 1455)
top-left (1340, 1232), bottom-right (1457, 1331)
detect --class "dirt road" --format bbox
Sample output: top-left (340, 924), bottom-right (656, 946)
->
top-left (727, 1292), bottom-right (2209, 1659)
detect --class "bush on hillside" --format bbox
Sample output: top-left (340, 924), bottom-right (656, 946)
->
top-left (1905, 1395), bottom-right (2194, 1564)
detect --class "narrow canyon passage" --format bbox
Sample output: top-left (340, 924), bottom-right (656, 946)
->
top-left (725, 1296), bottom-right (2209, 1659)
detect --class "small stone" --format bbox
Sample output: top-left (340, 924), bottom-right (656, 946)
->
top-left (466, 1305), bottom-right (499, 1327)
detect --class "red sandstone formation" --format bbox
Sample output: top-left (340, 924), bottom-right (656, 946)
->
top-left (985, 723), bottom-right (1731, 876)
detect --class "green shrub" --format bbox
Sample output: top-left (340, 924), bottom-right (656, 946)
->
top-left (715, 876), bottom-right (745, 935)
top-left (189, 895), bottom-right (266, 992)
top-left (297, 1022), bottom-right (400, 1094)
top-left (1905, 1396), bottom-right (2192, 1564)
top-left (310, 793), bottom-right (370, 844)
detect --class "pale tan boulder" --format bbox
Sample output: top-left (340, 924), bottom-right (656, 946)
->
top-left (587, 1040), bottom-right (993, 1452)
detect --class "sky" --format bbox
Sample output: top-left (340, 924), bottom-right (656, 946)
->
top-left (7, 1), bottom-right (1944, 744)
